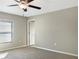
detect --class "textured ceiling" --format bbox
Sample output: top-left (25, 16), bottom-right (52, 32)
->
top-left (0, 0), bottom-right (77, 17)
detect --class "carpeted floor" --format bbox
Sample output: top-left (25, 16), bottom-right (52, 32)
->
top-left (0, 47), bottom-right (78, 59)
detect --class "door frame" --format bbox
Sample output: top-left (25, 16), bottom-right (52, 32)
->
top-left (27, 20), bottom-right (35, 46)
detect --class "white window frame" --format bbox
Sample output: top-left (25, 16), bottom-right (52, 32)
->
top-left (0, 20), bottom-right (13, 43)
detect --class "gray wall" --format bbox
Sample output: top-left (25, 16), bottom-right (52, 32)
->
top-left (28, 7), bottom-right (78, 55)
top-left (0, 12), bottom-right (27, 51)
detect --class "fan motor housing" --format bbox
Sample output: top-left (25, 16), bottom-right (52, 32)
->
top-left (23, 9), bottom-right (27, 11)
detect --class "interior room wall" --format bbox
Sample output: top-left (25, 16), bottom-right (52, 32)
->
top-left (0, 12), bottom-right (27, 51)
top-left (28, 7), bottom-right (78, 55)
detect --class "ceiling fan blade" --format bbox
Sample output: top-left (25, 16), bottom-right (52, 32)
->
top-left (28, 5), bottom-right (41, 10)
top-left (14, 0), bottom-right (20, 3)
top-left (8, 4), bottom-right (18, 6)
top-left (27, 0), bottom-right (34, 3)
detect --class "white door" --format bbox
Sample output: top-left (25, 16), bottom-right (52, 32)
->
top-left (29, 21), bottom-right (35, 45)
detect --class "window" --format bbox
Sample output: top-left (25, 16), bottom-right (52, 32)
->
top-left (0, 21), bottom-right (12, 43)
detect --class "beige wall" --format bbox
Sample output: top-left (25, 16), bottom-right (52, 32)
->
top-left (0, 12), bottom-right (27, 51)
top-left (28, 7), bottom-right (78, 55)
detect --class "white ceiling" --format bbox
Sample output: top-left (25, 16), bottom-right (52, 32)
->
top-left (0, 0), bottom-right (77, 17)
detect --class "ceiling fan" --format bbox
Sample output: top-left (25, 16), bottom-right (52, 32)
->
top-left (9, 0), bottom-right (41, 12)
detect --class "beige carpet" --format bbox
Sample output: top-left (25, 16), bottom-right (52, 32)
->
top-left (0, 47), bottom-right (77, 59)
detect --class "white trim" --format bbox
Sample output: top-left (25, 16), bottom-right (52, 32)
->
top-left (0, 45), bottom-right (27, 52)
top-left (27, 20), bottom-right (36, 46)
top-left (31, 46), bottom-right (78, 57)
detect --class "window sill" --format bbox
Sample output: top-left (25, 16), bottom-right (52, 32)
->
top-left (0, 41), bottom-right (12, 44)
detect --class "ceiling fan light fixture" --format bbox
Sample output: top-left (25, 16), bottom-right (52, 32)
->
top-left (19, 4), bottom-right (27, 9)
top-left (9, 0), bottom-right (41, 12)
top-left (19, 0), bottom-right (27, 9)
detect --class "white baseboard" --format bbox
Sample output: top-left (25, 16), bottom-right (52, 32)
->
top-left (31, 46), bottom-right (78, 57)
top-left (0, 45), bottom-right (27, 52)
